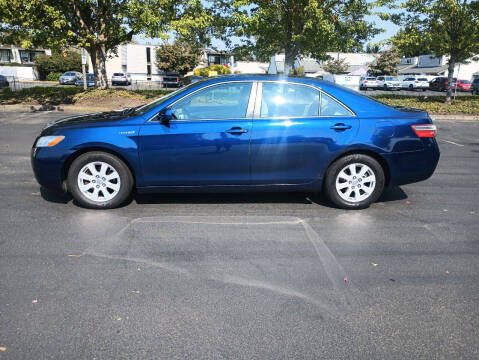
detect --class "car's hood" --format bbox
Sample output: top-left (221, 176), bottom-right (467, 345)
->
top-left (41, 110), bottom-right (130, 134)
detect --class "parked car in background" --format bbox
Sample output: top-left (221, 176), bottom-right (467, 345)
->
top-left (471, 78), bottom-right (479, 95)
top-left (75, 73), bottom-right (95, 87)
top-left (359, 76), bottom-right (378, 90)
top-left (160, 71), bottom-right (181, 88)
top-left (0, 75), bottom-right (9, 89)
top-left (429, 77), bottom-right (457, 92)
top-left (31, 75), bottom-right (440, 210)
top-left (182, 75), bottom-right (203, 86)
top-left (59, 72), bottom-right (82, 85)
top-left (402, 77), bottom-right (429, 91)
top-left (376, 76), bottom-right (402, 90)
top-left (456, 79), bottom-right (471, 92)
top-left (111, 73), bottom-right (131, 86)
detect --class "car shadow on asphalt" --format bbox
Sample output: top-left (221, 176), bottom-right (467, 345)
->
top-left (39, 186), bottom-right (407, 208)
top-left (134, 186), bottom-right (408, 207)
top-left (40, 187), bottom-right (72, 204)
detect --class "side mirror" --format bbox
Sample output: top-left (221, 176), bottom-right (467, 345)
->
top-left (159, 108), bottom-right (173, 127)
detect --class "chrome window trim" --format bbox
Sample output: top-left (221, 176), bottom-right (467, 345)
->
top-left (148, 80), bottom-right (257, 123)
top-left (255, 80), bottom-right (356, 119)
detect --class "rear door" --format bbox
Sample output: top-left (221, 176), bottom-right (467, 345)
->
top-left (249, 81), bottom-right (359, 185)
top-left (139, 81), bottom-right (255, 186)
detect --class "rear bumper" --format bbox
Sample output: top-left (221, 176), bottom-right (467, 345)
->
top-left (383, 139), bottom-right (440, 186)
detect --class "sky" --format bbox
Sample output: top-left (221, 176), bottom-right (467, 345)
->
top-left (135, 1), bottom-right (400, 51)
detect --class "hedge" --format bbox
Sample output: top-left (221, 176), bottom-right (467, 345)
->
top-left (370, 94), bottom-right (479, 115)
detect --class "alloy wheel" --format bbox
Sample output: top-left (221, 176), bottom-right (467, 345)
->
top-left (77, 161), bottom-right (121, 202)
top-left (335, 163), bottom-right (376, 203)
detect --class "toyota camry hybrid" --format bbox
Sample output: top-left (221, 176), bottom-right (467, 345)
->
top-left (31, 75), bottom-right (440, 209)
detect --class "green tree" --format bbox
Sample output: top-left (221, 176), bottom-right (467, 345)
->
top-left (378, 0), bottom-right (479, 103)
top-left (156, 41), bottom-right (200, 75)
top-left (0, 0), bottom-right (212, 88)
top-left (323, 58), bottom-right (349, 74)
top-left (34, 50), bottom-right (85, 80)
top-left (368, 50), bottom-right (400, 76)
top-left (215, 0), bottom-right (380, 74)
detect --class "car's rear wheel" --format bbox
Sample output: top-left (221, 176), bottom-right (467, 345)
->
top-left (325, 154), bottom-right (385, 209)
top-left (67, 151), bottom-right (133, 209)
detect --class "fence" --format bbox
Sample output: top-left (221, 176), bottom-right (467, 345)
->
top-left (2, 77), bottom-right (181, 91)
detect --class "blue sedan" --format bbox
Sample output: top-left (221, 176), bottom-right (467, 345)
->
top-left (31, 75), bottom-right (440, 209)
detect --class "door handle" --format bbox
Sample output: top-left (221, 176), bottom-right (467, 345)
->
top-left (330, 123), bottom-right (352, 131)
top-left (226, 127), bottom-right (248, 135)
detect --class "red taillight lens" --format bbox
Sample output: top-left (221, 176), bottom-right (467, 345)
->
top-left (412, 124), bottom-right (437, 138)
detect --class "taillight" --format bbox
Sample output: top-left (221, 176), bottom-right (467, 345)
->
top-left (412, 124), bottom-right (437, 138)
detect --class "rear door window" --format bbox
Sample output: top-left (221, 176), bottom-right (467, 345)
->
top-left (260, 82), bottom-right (320, 118)
top-left (320, 93), bottom-right (353, 116)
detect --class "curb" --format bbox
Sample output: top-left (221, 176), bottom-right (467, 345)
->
top-left (1, 104), bottom-right (479, 121)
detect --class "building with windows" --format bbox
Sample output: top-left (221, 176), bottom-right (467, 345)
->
top-left (0, 45), bottom-right (51, 80)
top-left (397, 54), bottom-right (479, 81)
top-left (0, 45), bottom-right (51, 64)
top-left (101, 43), bottom-right (176, 81)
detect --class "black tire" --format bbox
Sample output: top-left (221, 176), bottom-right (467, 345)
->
top-left (409, 84), bottom-right (413, 90)
top-left (324, 154), bottom-right (385, 210)
top-left (67, 151), bottom-right (134, 209)
top-left (383, 84), bottom-right (388, 90)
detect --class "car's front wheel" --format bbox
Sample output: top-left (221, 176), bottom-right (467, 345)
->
top-left (67, 151), bottom-right (133, 209)
top-left (324, 154), bottom-right (385, 209)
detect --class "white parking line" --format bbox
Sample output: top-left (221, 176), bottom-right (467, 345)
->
top-left (438, 138), bottom-right (465, 147)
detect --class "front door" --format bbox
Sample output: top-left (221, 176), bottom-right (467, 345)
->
top-left (250, 81), bottom-right (359, 185)
top-left (139, 81), bottom-right (255, 186)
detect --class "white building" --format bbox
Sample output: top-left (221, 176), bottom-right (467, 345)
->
top-left (100, 43), bottom-right (162, 81)
top-left (268, 52), bottom-right (378, 76)
top-left (398, 54), bottom-right (479, 81)
top-left (0, 45), bottom-right (52, 80)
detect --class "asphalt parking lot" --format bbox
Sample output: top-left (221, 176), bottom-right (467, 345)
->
top-left (0, 111), bottom-right (478, 359)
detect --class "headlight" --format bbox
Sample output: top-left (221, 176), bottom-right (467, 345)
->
top-left (35, 135), bottom-right (65, 147)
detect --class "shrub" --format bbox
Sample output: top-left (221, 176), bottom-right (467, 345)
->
top-left (370, 94), bottom-right (479, 115)
top-left (194, 64), bottom-right (232, 77)
top-left (0, 86), bottom-right (83, 105)
top-left (46, 72), bottom-right (62, 81)
top-left (34, 51), bottom-right (85, 80)
top-left (289, 66), bottom-right (305, 76)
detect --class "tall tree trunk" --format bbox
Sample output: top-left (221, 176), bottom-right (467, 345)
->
top-left (88, 44), bottom-right (109, 89)
top-left (284, 46), bottom-right (296, 75)
top-left (445, 57), bottom-right (455, 104)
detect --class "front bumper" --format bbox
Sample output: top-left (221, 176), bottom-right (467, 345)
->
top-left (31, 146), bottom-right (67, 191)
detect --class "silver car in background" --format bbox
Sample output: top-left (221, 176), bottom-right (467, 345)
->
top-left (111, 73), bottom-right (132, 86)
top-left (59, 71), bottom-right (82, 85)
top-left (376, 76), bottom-right (402, 90)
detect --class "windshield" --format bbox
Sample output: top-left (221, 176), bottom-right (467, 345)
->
top-left (460, 80), bottom-right (471, 84)
top-left (418, 78), bottom-right (428, 81)
top-left (131, 82), bottom-right (201, 116)
top-left (385, 77), bottom-right (398, 81)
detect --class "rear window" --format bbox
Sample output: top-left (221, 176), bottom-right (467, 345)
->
top-left (366, 77), bottom-right (376, 80)
top-left (385, 77), bottom-right (398, 81)
top-left (113, 73), bottom-right (124, 76)
top-left (459, 80), bottom-right (471, 84)
top-left (260, 82), bottom-right (319, 118)
top-left (418, 78), bottom-right (428, 81)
